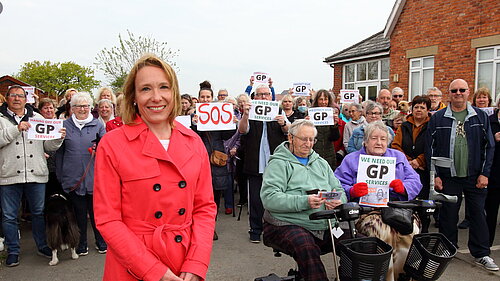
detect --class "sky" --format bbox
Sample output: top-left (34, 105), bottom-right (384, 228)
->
top-left (0, 0), bottom-right (396, 98)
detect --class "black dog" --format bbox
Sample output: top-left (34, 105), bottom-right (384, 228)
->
top-left (45, 194), bottom-right (80, 265)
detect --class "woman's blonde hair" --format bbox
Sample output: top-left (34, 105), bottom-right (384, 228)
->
top-left (122, 54), bottom-right (181, 126)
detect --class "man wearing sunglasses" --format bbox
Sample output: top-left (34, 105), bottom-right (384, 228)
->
top-left (391, 87), bottom-right (404, 104)
top-left (426, 79), bottom-right (498, 271)
top-left (0, 85), bottom-right (66, 267)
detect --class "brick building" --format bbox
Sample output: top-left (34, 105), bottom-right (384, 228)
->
top-left (0, 75), bottom-right (45, 98)
top-left (324, 0), bottom-right (500, 103)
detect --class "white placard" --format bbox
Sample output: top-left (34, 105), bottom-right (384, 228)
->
top-left (21, 86), bottom-right (35, 104)
top-left (356, 154), bottom-right (396, 207)
top-left (308, 107), bottom-right (334, 126)
top-left (248, 100), bottom-right (280, 122)
top-left (479, 107), bottom-right (495, 116)
top-left (27, 118), bottom-right (63, 140)
top-left (340, 89), bottom-right (360, 104)
top-left (195, 103), bottom-right (235, 131)
top-left (252, 72), bottom-right (270, 84)
top-left (292, 82), bottom-right (311, 96)
top-left (175, 115), bottom-right (192, 129)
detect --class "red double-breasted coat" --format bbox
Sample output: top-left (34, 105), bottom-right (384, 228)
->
top-left (94, 116), bottom-right (217, 281)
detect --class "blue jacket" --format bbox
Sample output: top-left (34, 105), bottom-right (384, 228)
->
top-left (56, 117), bottom-right (106, 195)
top-left (426, 103), bottom-right (494, 178)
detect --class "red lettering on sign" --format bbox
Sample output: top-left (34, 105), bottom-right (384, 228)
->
top-left (198, 103), bottom-right (210, 124)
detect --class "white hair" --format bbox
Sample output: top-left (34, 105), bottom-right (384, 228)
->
top-left (70, 92), bottom-right (93, 107)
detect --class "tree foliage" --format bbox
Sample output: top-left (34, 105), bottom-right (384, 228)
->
top-left (15, 61), bottom-right (101, 98)
top-left (95, 30), bottom-right (179, 91)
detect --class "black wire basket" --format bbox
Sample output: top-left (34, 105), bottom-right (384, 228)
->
top-left (403, 233), bottom-right (457, 281)
top-left (338, 237), bottom-right (393, 281)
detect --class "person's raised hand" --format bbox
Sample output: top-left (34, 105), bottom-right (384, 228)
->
top-left (350, 182), bottom-right (368, 198)
top-left (390, 179), bottom-right (405, 194)
top-left (17, 121), bottom-right (30, 132)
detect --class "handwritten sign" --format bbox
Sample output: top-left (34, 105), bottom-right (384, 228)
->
top-left (195, 103), bottom-right (235, 131)
top-left (308, 107), bottom-right (334, 126)
top-left (292, 82), bottom-right (311, 96)
top-left (340, 89), bottom-right (359, 104)
top-left (356, 154), bottom-right (396, 207)
top-left (27, 118), bottom-right (63, 140)
top-left (253, 72), bottom-right (270, 84)
top-left (248, 100), bottom-right (280, 122)
top-left (21, 86), bottom-right (35, 104)
top-left (174, 115), bottom-right (192, 129)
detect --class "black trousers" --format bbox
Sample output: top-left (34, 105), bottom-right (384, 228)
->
top-left (439, 176), bottom-right (490, 258)
top-left (485, 180), bottom-right (500, 247)
top-left (68, 192), bottom-right (106, 249)
top-left (248, 175), bottom-right (264, 239)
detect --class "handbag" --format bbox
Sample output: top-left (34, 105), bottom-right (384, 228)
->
top-left (210, 150), bottom-right (228, 167)
top-left (381, 207), bottom-right (414, 235)
top-left (206, 132), bottom-right (228, 167)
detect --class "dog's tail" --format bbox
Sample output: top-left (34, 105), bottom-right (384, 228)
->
top-left (46, 220), bottom-right (64, 251)
top-left (66, 214), bottom-right (80, 248)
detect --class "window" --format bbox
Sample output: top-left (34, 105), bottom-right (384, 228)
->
top-left (343, 58), bottom-right (389, 101)
top-left (476, 46), bottom-right (500, 102)
top-left (409, 56), bottom-right (434, 99)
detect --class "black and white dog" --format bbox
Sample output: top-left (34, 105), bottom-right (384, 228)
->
top-left (45, 194), bottom-right (80, 266)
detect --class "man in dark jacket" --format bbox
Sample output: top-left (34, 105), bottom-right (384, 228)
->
top-left (238, 84), bottom-right (288, 243)
top-left (426, 79), bottom-right (497, 271)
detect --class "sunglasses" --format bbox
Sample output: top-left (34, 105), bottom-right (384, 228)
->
top-left (450, 88), bottom-right (467, 93)
top-left (393, 95), bottom-right (403, 98)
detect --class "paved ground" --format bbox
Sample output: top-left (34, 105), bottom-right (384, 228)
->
top-left (0, 200), bottom-right (499, 281)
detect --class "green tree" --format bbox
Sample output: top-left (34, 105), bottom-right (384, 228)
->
top-left (95, 30), bottom-right (179, 91)
top-left (16, 61), bottom-right (100, 99)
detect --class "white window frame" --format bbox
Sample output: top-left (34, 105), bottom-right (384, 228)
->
top-left (409, 56), bottom-right (434, 100)
top-left (343, 58), bottom-right (390, 101)
top-left (475, 45), bottom-right (500, 103)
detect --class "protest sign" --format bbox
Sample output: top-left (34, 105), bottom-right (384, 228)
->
top-left (340, 89), bottom-right (359, 104)
top-left (21, 86), bottom-right (36, 103)
top-left (479, 107), bottom-right (495, 116)
top-left (292, 82), bottom-right (311, 96)
top-left (248, 100), bottom-right (280, 122)
top-left (27, 118), bottom-right (63, 140)
top-left (253, 72), bottom-right (270, 84)
top-left (174, 115), bottom-right (192, 129)
top-left (356, 154), bottom-right (396, 207)
top-left (318, 191), bottom-right (342, 201)
top-left (195, 103), bottom-right (235, 131)
top-left (308, 107), bottom-right (334, 126)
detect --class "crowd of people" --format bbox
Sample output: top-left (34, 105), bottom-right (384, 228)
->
top-left (0, 54), bottom-right (499, 280)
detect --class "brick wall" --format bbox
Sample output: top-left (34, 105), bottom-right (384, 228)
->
top-left (390, 0), bottom-right (500, 101)
top-left (332, 63), bottom-right (343, 97)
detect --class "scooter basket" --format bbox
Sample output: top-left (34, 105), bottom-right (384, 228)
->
top-left (338, 237), bottom-right (393, 281)
top-left (403, 233), bottom-right (456, 281)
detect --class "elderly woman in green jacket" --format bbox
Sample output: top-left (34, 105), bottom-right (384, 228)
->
top-left (260, 119), bottom-right (347, 281)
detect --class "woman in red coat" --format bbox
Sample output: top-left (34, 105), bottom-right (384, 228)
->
top-left (94, 54), bottom-right (217, 281)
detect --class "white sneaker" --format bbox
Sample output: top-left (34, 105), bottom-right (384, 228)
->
top-left (0, 237), bottom-right (4, 251)
top-left (475, 256), bottom-right (499, 271)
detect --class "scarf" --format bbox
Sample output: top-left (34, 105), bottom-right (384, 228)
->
top-left (71, 113), bottom-right (94, 130)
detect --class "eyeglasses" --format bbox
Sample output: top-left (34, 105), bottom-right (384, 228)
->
top-left (393, 95), bottom-right (403, 98)
top-left (349, 110), bottom-right (359, 113)
top-left (255, 92), bottom-right (271, 97)
top-left (428, 94), bottom-right (442, 98)
top-left (72, 104), bottom-right (90, 109)
top-left (7, 93), bottom-right (26, 98)
top-left (450, 88), bottom-right (468, 93)
top-left (292, 134), bottom-right (317, 144)
top-left (366, 111), bottom-right (382, 116)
